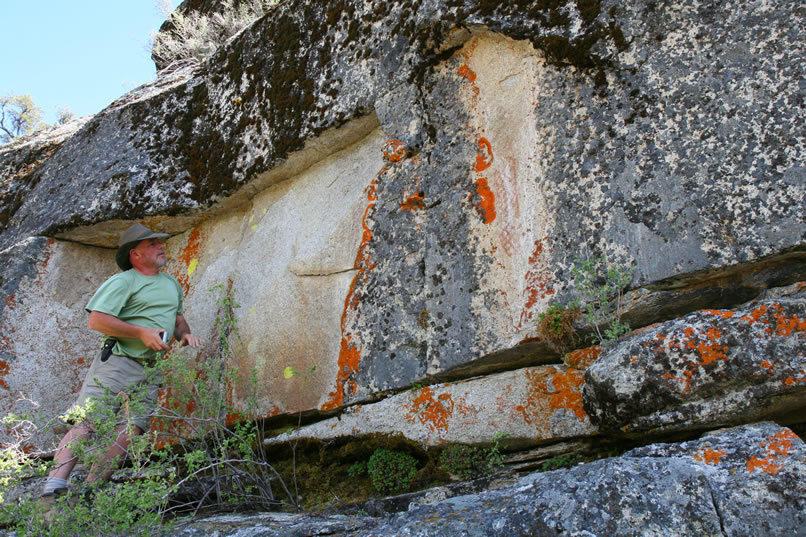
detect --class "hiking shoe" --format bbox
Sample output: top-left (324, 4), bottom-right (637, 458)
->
top-left (37, 488), bottom-right (68, 522)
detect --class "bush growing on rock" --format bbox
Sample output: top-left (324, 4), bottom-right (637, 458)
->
top-left (152, 0), bottom-right (280, 69)
top-left (367, 449), bottom-right (418, 494)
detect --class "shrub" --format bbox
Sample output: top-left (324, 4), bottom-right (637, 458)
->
top-left (439, 445), bottom-right (488, 480)
top-left (572, 255), bottom-right (634, 346)
top-left (541, 454), bottom-right (577, 471)
top-left (536, 302), bottom-right (580, 354)
top-left (152, 0), bottom-right (280, 69)
top-left (366, 449), bottom-right (418, 494)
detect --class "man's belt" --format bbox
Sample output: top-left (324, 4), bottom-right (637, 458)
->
top-left (100, 340), bottom-right (155, 367)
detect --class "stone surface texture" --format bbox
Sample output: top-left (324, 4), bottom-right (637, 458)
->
top-left (0, 0), bottom-right (804, 534)
top-left (174, 423), bottom-right (806, 537)
top-left (268, 363), bottom-right (595, 448)
top-left (583, 293), bottom-right (806, 435)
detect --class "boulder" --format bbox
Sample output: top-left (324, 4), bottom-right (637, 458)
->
top-left (583, 293), bottom-right (806, 435)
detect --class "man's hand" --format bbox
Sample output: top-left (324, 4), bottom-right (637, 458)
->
top-left (174, 314), bottom-right (201, 348)
top-left (179, 333), bottom-right (202, 348)
top-left (141, 327), bottom-right (170, 351)
top-left (89, 311), bottom-right (169, 351)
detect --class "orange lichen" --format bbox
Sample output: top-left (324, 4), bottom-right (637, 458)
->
top-left (4, 294), bottom-right (16, 310)
top-left (172, 228), bottom-right (204, 295)
top-left (473, 177), bottom-right (497, 224)
top-left (783, 377), bottom-right (804, 389)
top-left (738, 303), bottom-right (806, 337)
top-left (400, 192), bottom-right (426, 213)
top-left (551, 368), bottom-right (587, 420)
top-left (473, 138), bottom-right (493, 172)
top-left (759, 360), bottom-right (775, 371)
top-left (663, 368), bottom-right (695, 392)
top-left (0, 360), bottom-right (9, 390)
top-left (515, 367), bottom-right (588, 435)
top-left (321, 178), bottom-right (378, 411)
top-left (405, 386), bottom-right (456, 436)
top-left (746, 429), bottom-right (799, 475)
top-left (694, 327), bottom-right (728, 366)
top-left (457, 64), bottom-right (477, 82)
top-left (694, 448), bottom-right (727, 466)
top-left (647, 322), bottom-right (730, 393)
top-left (517, 238), bottom-right (555, 328)
top-left (564, 346), bottom-right (601, 369)
top-left (382, 139), bottom-right (408, 163)
top-left (703, 309), bottom-right (736, 319)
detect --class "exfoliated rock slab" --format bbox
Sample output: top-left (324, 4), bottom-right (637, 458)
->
top-left (583, 294), bottom-right (806, 435)
top-left (180, 423), bottom-right (806, 537)
top-left (167, 512), bottom-right (376, 537)
top-left (266, 364), bottom-right (595, 448)
top-left (629, 422), bottom-right (806, 537)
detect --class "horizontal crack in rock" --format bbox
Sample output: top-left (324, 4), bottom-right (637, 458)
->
top-left (289, 267), bottom-right (358, 277)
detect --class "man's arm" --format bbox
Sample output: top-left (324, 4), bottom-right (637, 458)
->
top-left (88, 311), bottom-right (168, 351)
top-left (174, 314), bottom-right (201, 348)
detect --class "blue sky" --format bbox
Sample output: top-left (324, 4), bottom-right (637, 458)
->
top-left (1, 1), bottom-right (176, 125)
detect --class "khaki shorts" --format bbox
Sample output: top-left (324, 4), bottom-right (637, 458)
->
top-left (71, 353), bottom-right (160, 432)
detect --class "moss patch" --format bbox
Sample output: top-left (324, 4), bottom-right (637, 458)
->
top-left (264, 434), bottom-right (449, 511)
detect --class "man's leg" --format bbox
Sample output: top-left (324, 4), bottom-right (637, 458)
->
top-left (43, 423), bottom-right (93, 492)
top-left (85, 423), bottom-right (145, 484)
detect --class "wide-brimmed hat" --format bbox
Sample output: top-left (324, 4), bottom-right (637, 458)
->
top-left (116, 223), bottom-right (171, 271)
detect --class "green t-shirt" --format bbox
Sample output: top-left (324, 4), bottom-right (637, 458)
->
top-left (86, 270), bottom-right (184, 362)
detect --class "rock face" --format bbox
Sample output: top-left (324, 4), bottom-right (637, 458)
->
top-left (0, 0), bottom-right (805, 533)
top-left (5, 0), bottom-right (802, 422)
top-left (176, 423), bottom-right (806, 536)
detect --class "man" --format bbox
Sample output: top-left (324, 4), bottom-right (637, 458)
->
top-left (39, 223), bottom-right (201, 506)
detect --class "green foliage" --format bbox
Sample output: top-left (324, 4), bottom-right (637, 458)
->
top-left (152, 0), bottom-right (280, 69)
top-left (536, 302), bottom-right (581, 353)
top-left (347, 461), bottom-right (367, 478)
top-left (487, 431), bottom-right (509, 470)
top-left (538, 303), bottom-right (571, 336)
top-left (439, 432), bottom-right (509, 480)
top-left (0, 94), bottom-right (45, 144)
top-left (571, 255), bottom-right (634, 346)
top-left (0, 386), bottom-right (176, 536)
top-left (366, 449), bottom-right (418, 494)
top-left (439, 445), bottom-right (488, 480)
top-left (540, 454), bottom-right (577, 471)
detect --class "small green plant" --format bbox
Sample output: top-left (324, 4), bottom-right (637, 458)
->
top-left (439, 445), bottom-right (488, 480)
top-left (439, 432), bottom-right (509, 480)
top-left (541, 454), bottom-right (577, 471)
top-left (366, 449), bottom-right (418, 494)
top-left (487, 431), bottom-right (509, 470)
top-left (571, 255), bottom-right (634, 346)
top-left (537, 303), bottom-right (580, 353)
top-left (347, 461), bottom-right (367, 478)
